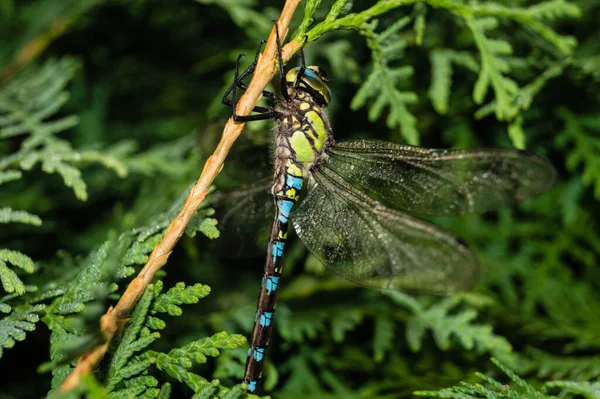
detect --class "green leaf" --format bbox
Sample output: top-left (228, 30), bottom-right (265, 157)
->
top-left (0, 208), bottom-right (42, 225)
top-left (187, 207), bottom-right (220, 240)
top-left (372, 315), bottom-right (394, 362)
top-left (416, 358), bottom-right (551, 399)
top-left (330, 308), bottom-right (362, 343)
top-left (351, 21), bottom-right (419, 144)
top-left (0, 249), bottom-right (35, 294)
top-left (325, 0), bottom-right (352, 23)
top-left (387, 292), bottom-right (514, 363)
top-left (106, 286), bottom-right (157, 390)
top-left (546, 381), bottom-right (600, 399)
top-left (0, 305), bottom-right (43, 358)
top-left (467, 16), bottom-right (519, 121)
top-left (507, 118), bottom-right (526, 149)
top-left (169, 331), bottom-right (247, 364)
top-left (157, 382), bottom-right (171, 399)
top-left (0, 57), bottom-right (128, 200)
top-left (556, 108), bottom-right (600, 199)
top-left (429, 49), bottom-right (479, 115)
top-left (0, 170), bottom-right (21, 185)
top-left (152, 282), bottom-right (211, 316)
top-left (413, 3), bottom-right (427, 46)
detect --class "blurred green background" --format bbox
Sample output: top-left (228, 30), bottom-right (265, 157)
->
top-left (0, 0), bottom-right (599, 398)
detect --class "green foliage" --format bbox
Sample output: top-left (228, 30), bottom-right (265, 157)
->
top-left (387, 293), bottom-right (514, 365)
top-left (301, 0), bottom-right (579, 147)
top-left (0, 248), bottom-right (35, 294)
top-left (526, 348), bottom-right (600, 381)
top-left (0, 303), bottom-right (42, 358)
top-left (416, 358), bottom-right (600, 399)
top-left (100, 281), bottom-right (246, 398)
top-left (187, 206), bottom-right (221, 240)
top-left (546, 381), bottom-right (600, 399)
top-left (556, 108), bottom-right (600, 198)
top-left (0, 0), bottom-right (599, 398)
top-left (0, 53), bottom-right (230, 393)
top-left (429, 49), bottom-right (479, 115)
top-left (350, 18), bottom-right (419, 144)
top-left (0, 57), bottom-right (126, 200)
top-left (417, 359), bottom-right (543, 398)
top-left (0, 57), bottom-right (125, 297)
top-left (194, 0), bottom-right (274, 42)
top-left (40, 199), bottom-right (227, 380)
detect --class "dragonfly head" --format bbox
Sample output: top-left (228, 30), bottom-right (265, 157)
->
top-left (285, 66), bottom-right (331, 106)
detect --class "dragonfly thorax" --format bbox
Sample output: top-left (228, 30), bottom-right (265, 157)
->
top-left (278, 92), bottom-right (333, 160)
top-left (272, 87), bottom-right (334, 195)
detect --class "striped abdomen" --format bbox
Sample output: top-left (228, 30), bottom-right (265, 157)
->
top-left (244, 91), bottom-right (332, 393)
top-left (243, 160), bottom-right (303, 392)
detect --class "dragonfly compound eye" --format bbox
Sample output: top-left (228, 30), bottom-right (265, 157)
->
top-left (286, 66), bottom-right (331, 106)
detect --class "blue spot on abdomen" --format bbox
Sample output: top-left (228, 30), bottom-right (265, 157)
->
top-left (253, 347), bottom-right (265, 362)
top-left (272, 241), bottom-right (285, 262)
top-left (247, 380), bottom-right (257, 392)
top-left (265, 276), bottom-right (279, 294)
top-left (278, 199), bottom-right (293, 223)
top-left (286, 175), bottom-right (303, 190)
top-left (259, 312), bottom-right (273, 327)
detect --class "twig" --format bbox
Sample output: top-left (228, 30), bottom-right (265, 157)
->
top-left (57, 0), bottom-right (303, 392)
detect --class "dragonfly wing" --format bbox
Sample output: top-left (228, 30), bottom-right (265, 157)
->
top-left (327, 139), bottom-right (556, 215)
top-left (291, 167), bottom-right (479, 294)
top-left (214, 178), bottom-right (273, 258)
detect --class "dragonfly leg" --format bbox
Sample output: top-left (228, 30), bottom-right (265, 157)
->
top-left (274, 21), bottom-right (291, 102)
top-left (222, 54), bottom-right (254, 106)
top-left (222, 39), bottom-right (279, 105)
top-left (222, 40), bottom-right (280, 122)
top-left (294, 36), bottom-right (308, 89)
top-left (230, 54), bottom-right (281, 122)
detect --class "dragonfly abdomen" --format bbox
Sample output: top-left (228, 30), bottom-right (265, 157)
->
top-left (244, 90), bottom-right (333, 392)
top-left (243, 160), bottom-right (303, 392)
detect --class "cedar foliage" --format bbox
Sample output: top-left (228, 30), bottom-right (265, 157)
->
top-left (1, 0), bottom-right (598, 398)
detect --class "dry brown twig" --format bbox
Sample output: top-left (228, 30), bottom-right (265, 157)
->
top-left (58, 0), bottom-right (303, 392)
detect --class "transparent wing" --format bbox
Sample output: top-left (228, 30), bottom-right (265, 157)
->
top-left (213, 178), bottom-right (273, 258)
top-left (326, 139), bottom-right (556, 215)
top-left (291, 167), bottom-right (479, 294)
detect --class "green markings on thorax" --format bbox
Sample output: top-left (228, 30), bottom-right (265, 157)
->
top-left (287, 99), bottom-right (328, 164)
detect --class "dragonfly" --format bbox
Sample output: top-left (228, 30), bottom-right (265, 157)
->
top-left (221, 24), bottom-right (555, 393)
